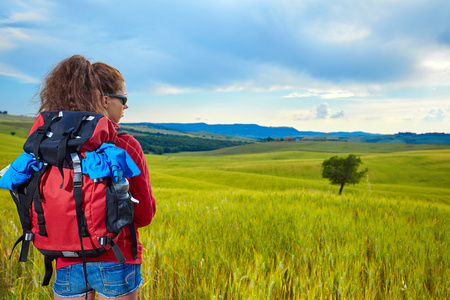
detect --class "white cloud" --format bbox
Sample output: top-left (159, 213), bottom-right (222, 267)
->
top-left (321, 91), bottom-right (355, 99)
top-left (308, 22), bottom-right (371, 43)
top-left (411, 46), bottom-right (450, 89)
top-left (284, 92), bottom-right (312, 98)
top-left (316, 103), bottom-right (330, 119)
top-left (424, 108), bottom-right (446, 122)
top-left (213, 83), bottom-right (291, 93)
top-left (148, 80), bottom-right (293, 95)
top-left (284, 89), bottom-right (356, 99)
top-left (0, 27), bottom-right (31, 50)
top-left (0, 63), bottom-right (38, 83)
top-left (0, 11), bottom-right (47, 24)
top-left (151, 83), bottom-right (199, 95)
top-left (331, 111), bottom-right (344, 118)
top-left (283, 102), bottom-right (345, 121)
top-left (421, 51), bottom-right (450, 71)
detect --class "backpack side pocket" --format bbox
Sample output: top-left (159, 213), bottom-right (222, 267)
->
top-left (105, 179), bottom-right (134, 234)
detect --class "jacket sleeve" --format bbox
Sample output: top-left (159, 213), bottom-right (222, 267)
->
top-left (116, 134), bottom-right (156, 228)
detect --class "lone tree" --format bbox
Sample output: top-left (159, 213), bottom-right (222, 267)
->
top-left (322, 154), bottom-right (368, 195)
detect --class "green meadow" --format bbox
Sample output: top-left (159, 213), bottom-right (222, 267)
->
top-left (0, 135), bottom-right (449, 299)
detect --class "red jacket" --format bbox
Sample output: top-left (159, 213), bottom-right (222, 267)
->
top-left (27, 116), bottom-right (156, 269)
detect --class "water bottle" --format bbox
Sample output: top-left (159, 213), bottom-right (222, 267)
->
top-left (112, 170), bottom-right (139, 203)
top-left (112, 170), bottom-right (129, 200)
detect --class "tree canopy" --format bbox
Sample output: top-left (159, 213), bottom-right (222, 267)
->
top-left (126, 128), bottom-right (248, 154)
top-left (321, 154), bottom-right (368, 195)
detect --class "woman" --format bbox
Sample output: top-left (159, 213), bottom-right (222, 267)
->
top-left (37, 55), bottom-right (156, 299)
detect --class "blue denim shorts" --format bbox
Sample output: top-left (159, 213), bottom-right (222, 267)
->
top-left (53, 262), bottom-right (143, 298)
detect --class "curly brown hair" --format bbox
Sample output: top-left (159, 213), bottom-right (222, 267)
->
top-left (38, 55), bottom-right (124, 114)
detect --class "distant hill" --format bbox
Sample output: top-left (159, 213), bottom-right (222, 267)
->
top-left (2, 113), bottom-right (449, 150)
top-left (131, 122), bottom-right (304, 138)
top-left (125, 123), bottom-right (450, 145)
top-left (127, 122), bottom-right (380, 139)
top-left (349, 132), bottom-right (450, 145)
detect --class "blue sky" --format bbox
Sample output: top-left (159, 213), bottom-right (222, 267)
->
top-left (1, 0), bottom-right (449, 134)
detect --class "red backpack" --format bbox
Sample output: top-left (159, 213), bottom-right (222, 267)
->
top-left (9, 110), bottom-right (137, 286)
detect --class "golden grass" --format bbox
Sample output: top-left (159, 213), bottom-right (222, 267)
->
top-left (0, 143), bottom-right (449, 298)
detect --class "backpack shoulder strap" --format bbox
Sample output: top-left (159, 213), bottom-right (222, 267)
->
top-left (114, 126), bottom-right (137, 260)
top-left (115, 127), bottom-right (128, 136)
top-left (32, 112), bottom-right (63, 167)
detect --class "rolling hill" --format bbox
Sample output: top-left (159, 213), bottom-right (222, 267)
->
top-left (127, 122), bottom-right (450, 144)
top-left (2, 114), bottom-right (449, 156)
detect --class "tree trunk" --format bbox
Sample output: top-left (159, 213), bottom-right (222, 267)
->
top-left (338, 183), bottom-right (345, 195)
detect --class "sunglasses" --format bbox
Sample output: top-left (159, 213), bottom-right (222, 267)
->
top-left (104, 94), bottom-right (128, 105)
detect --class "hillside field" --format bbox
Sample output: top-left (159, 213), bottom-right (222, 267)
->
top-left (152, 141), bottom-right (450, 204)
top-left (0, 114), bottom-right (35, 139)
top-left (0, 138), bottom-right (449, 298)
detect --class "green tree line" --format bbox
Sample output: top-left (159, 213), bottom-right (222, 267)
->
top-left (126, 129), bottom-right (248, 154)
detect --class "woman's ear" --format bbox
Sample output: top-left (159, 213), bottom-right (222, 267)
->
top-left (101, 95), bottom-right (108, 109)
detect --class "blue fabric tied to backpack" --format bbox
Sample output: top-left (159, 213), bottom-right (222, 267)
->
top-left (0, 152), bottom-right (43, 190)
top-left (0, 144), bottom-right (140, 191)
top-left (82, 143), bottom-right (141, 182)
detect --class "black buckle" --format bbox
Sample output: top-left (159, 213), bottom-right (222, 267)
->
top-left (52, 111), bottom-right (63, 120)
top-left (98, 236), bottom-right (112, 245)
top-left (71, 153), bottom-right (83, 187)
top-left (73, 173), bottom-right (83, 187)
top-left (24, 232), bottom-right (35, 242)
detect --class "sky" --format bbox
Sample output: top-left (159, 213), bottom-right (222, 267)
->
top-left (1, 0), bottom-right (450, 134)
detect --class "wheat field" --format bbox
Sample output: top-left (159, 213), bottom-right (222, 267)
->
top-left (0, 139), bottom-right (449, 299)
